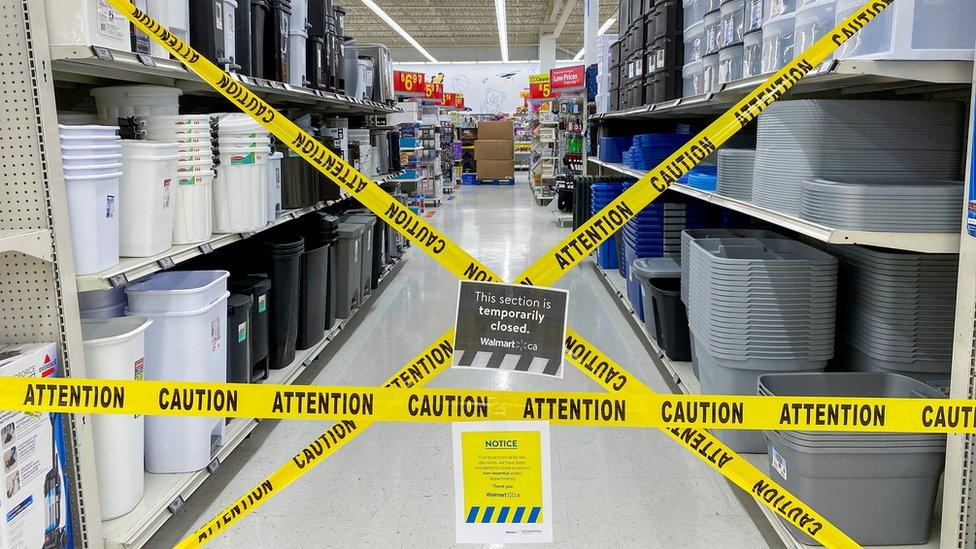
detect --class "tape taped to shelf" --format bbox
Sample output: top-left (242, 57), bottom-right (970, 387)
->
top-left (105, 0), bottom-right (499, 283)
top-left (4, 376), bottom-right (975, 434)
top-left (514, 0), bottom-right (895, 288)
top-left (180, 331), bottom-right (456, 548)
top-left (561, 330), bottom-right (857, 547)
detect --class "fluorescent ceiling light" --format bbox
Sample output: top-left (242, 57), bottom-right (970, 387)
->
top-left (495, 0), bottom-right (509, 62)
top-left (573, 16), bottom-right (617, 60)
top-left (359, 0), bottom-right (438, 62)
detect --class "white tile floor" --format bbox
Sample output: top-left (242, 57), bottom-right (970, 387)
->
top-left (146, 178), bottom-right (771, 548)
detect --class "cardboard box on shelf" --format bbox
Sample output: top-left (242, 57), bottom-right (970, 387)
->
top-left (476, 120), bottom-right (514, 140)
top-left (474, 140), bottom-right (514, 161)
top-left (477, 160), bottom-right (515, 180)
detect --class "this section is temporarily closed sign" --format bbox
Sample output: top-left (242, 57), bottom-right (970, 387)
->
top-left (453, 281), bottom-right (569, 377)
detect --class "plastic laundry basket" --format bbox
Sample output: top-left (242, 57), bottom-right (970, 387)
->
top-left (64, 170), bottom-right (122, 275)
top-left (119, 140), bottom-right (179, 257)
top-left (81, 316), bottom-right (152, 520)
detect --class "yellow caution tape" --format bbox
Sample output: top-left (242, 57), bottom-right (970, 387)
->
top-left (562, 331), bottom-right (857, 547)
top-left (179, 331), bottom-right (454, 547)
top-left (6, 375), bottom-right (973, 434)
top-left (105, 0), bottom-right (500, 284)
top-left (514, 0), bottom-right (895, 287)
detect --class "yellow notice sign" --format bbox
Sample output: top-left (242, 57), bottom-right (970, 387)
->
top-left (453, 422), bottom-right (553, 544)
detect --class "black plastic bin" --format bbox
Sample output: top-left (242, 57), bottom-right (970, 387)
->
top-left (301, 212), bottom-right (340, 329)
top-left (235, 0), bottom-right (253, 74)
top-left (265, 0), bottom-right (291, 82)
top-left (252, 233), bottom-right (304, 369)
top-left (226, 294), bottom-right (253, 384)
top-left (307, 35), bottom-right (328, 90)
top-left (251, 0), bottom-right (270, 78)
top-left (308, 0), bottom-right (332, 38)
top-left (648, 277), bottom-right (691, 361)
top-left (296, 212), bottom-right (339, 349)
top-left (189, 0), bottom-right (227, 65)
top-left (229, 274), bottom-right (272, 382)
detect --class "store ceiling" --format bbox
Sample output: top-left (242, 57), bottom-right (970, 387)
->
top-left (338, 0), bottom-right (619, 63)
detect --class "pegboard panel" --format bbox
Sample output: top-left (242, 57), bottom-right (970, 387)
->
top-left (0, 252), bottom-right (59, 343)
top-left (0, 0), bottom-right (50, 233)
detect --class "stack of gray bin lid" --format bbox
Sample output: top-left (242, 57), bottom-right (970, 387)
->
top-left (686, 235), bottom-right (837, 452)
top-left (800, 178), bottom-right (963, 232)
top-left (753, 100), bottom-right (963, 215)
top-left (832, 245), bottom-right (958, 387)
top-left (716, 149), bottom-right (755, 201)
top-left (663, 202), bottom-right (686, 258)
top-left (759, 372), bottom-right (946, 546)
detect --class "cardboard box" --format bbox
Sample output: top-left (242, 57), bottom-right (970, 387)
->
top-left (477, 160), bottom-right (515, 180)
top-left (477, 120), bottom-right (514, 140)
top-left (0, 343), bottom-right (73, 549)
top-left (474, 140), bottom-right (514, 161)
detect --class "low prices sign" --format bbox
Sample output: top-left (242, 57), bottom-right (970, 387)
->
top-left (549, 65), bottom-right (585, 92)
top-left (424, 82), bottom-right (444, 101)
top-left (528, 74), bottom-right (558, 100)
top-left (393, 70), bottom-right (426, 96)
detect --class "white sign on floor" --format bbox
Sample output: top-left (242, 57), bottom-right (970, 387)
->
top-left (452, 421), bottom-right (553, 544)
top-left (453, 281), bottom-right (569, 377)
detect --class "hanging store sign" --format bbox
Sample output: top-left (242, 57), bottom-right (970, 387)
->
top-left (453, 281), bottom-right (569, 377)
top-left (453, 421), bottom-right (553, 544)
top-left (424, 82), bottom-right (444, 101)
top-left (528, 74), bottom-right (558, 100)
top-left (456, 94), bottom-right (465, 110)
top-left (549, 65), bottom-right (586, 92)
top-left (439, 92), bottom-right (457, 108)
top-left (393, 71), bottom-right (426, 96)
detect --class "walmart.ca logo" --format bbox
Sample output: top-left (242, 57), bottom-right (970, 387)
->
top-left (465, 506), bottom-right (541, 523)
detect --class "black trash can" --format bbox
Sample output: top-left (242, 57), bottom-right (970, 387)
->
top-left (189, 0), bottom-right (227, 65)
top-left (235, 0), bottom-right (253, 74)
top-left (301, 212), bottom-right (340, 329)
top-left (252, 232), bottom-right (304, 369)
top-left (306, 35), bottom-right (328, 89)
top-left (648, 277), bottom-right (692, 361)
top-left (226, 294), bottom-right (253, 384)
top-left (229, 274), bottom-right (272, 382)
top-left (251, 0), bottom-right (270, 78)
top-left (295, 212), bottom-right (336, 349)
top-left (265, 0), bottom-right (292, 82)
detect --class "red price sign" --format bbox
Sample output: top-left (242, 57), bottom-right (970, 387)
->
top-left (423, 82), bottom-right (443, 101)
top-left (456, 94), bottom-right (465, 110)
top-left (550, 65), bottom-right (585, 92)
top-left (529, 74), bottom-right (558, 100)
top-left (439, 92), bottom-right (456, 108)
top-left (393, 71), bottom-right (426, 95)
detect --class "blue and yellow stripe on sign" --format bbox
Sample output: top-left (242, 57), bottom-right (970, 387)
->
top-left (465, 506), bottom-right (542, 523)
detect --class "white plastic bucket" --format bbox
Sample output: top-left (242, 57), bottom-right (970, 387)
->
top-left (81, 316), bottom-right (152, 520)
top-left (219, 137), bottom-right (272, 148)
top-left (143, 128), bottom-right (213, 139)
top-left (178, 159), bottom-right (214, 173)
top-left (179, 146), bottom-right (214, 156)
top-left (267, 152), bottom-right (283, 222)
top-left (79, 287), bottom-right (127, 319)
top-left (119, 141), bottom-right (179, 257)
top-left (138, 114), bottom-right (211, 127)
top-left (155, 135), bottom-right (212, 146)
top-left (62, 162), bottom-right (124, 177)
top-left (91, 85), bottom-right (183, 121)
top-left (129, 292), bottom-right (228, 473)
top-left (146, 0), bottom-right (190, 58)
top-left (214, 150), bottom-right (269, 233)
top-left (212, 113), bottom-right (262, 129)
top-left (288, 30), bottom-right (308, 87)
top-left (173, 170), bottom-right (214, 244)
top-left (125, 270), bottom-right (229, 312)
top-left (43, 0), bottom-right (131, 51)
top-left (64, 171), bottom-right (121, 275)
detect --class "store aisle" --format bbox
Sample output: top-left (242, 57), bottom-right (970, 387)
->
top-left (148, 178), bottom-right (771, 548)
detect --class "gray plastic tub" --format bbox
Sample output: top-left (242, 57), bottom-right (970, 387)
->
top-left (335, 223), bottom-right (365, 318)
top-left (758, 372), bottom-right (945, 545)
top-left (680, 229), bottom-right (788, 304)
top-left (341, 214), bottom-right (376, 299)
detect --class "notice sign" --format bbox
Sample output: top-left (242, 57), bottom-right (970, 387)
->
top-left (453, 281), bottom-right (569, 377)
top-left (453, 421), bottom-right (553, 544)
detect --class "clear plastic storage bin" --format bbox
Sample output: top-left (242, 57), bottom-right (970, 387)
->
top-left (793, 0), bottom-right (834, 54)
top-left (744, 0), bottom-right (764, 32)
top-left (720, 0), bottom-right (746, 47)
top-left (760, 13), bottom-right (795, 73)
top-left (684, 21), bottom-right (706, 62)
top-left (703, 53), bottom-right (720, 92)
top-left (719, 45), bottom-right (744, 83)
top-left (834, 0), bottom-right (976, 60)
top-left (704, 10), bottom-right (722, 54)
top-left (683, 60), bottom-right (706, 96)
top-left (742, 29), bottom-right (764, 77)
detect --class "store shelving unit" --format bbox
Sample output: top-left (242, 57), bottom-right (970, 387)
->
top-left (588, 49), bottom-right (976, 547)
top-left (588, 158), bottom-right (960, 253)
top-left (100, 257), bottom-right (406, 549)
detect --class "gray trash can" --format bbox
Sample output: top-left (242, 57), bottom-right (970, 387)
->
top-left (342, 213), bottom-right (378, 292)
top-left (631, 257), bottom-right (681, 342)
top-left (759, 372), bottom-right (946, 546)
top-left (335, 222), bottom-right (365, 318)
